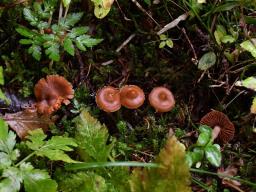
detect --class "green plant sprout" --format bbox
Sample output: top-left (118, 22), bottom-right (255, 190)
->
top-left (159, 34), bottom-right (174, 49)
top-left (16, 0), bottom-right (102, 61)
top-left (186, 125), bottom-right (222, 168)
top-left (0, 119), bottom-right (77, 192)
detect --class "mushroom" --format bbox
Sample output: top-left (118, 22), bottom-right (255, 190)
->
top-left (34, 75), bottom-right (74, 114)
top-left (200, 110), bottom-right (235, 143)
top-left (95, 86), bottom-right (121, 112)
top-left (148, 87), bottom-right (175, 112)
top-left (120, 85), bottom-right (145, 109)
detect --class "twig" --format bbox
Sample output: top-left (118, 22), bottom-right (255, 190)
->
top-left (101, 34), bottom-right (136, 65)
top-left (115, 0), bottom-right (131, 21)
top-left (116, 33), bottom-right (136, 52)
top-left (157, 13), bottom-right (189, 35)
top-left (130, 0), bottom-right (160, 27)
top-left (181, 27), bottom-right (198, 62)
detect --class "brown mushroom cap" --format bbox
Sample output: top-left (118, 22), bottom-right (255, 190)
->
top-left (200, 110), bottom-right (235, 143)
top-left (148, 87), bottom-right (175, 112)
top-left (34, 75), bottom-right (74, 114)
top-left (96, 86), bottom-right (121, 112)
top-left (120, 85), bottom-right (145, 109)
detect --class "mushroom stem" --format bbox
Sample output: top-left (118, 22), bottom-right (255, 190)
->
top-left (212, 125), bottom-right (221, 141)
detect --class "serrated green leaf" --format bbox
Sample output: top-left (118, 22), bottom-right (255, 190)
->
top-left (63, 12), bottom-right (83, 28)
top-left (205, 145), bottom-right (221, 167)
top-left (1, 167), bottom-right (22, 192)
top-left (26, 129), bottom-right (77, 163)
top-left (74, 110), bottom-right (115, 162)
top-left (75, 39), bottom-right (86, 51)
top-left (16, 27), bottom-right (35, 38)
top-left (44, 43), bottom-right (60, 61)
top-left (0, 152), bottom-right (12, 170)
top-left (198, 51), bottom-right (216, 70)
top-left (76, 35), bottom-right (103, 48)
top-left (21, 163), bottom-right (57, 192)
top-left (28, 44), bottom-right (42, 61)
top-left (68, 27), bottom-right (89, 39)
top-left (64, 38), bottom-right (75, 56)
top-left (130, 136), bottom-right (191, 192)
top-left (240, 39), bottom-right (256, 58)
top-left (23, 8), bottom-right (38, 25)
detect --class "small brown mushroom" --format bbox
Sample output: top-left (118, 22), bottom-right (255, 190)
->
top-left (120, 85), bottom-right (145, 109)
top-left (34, 75), bottom-right (74, 114)
top-left (148, 87), bottom-right (175, 112)
top-left (200, 110), bottom-right (235, 143)
top-left (96, 86), bottom-right (121, 112)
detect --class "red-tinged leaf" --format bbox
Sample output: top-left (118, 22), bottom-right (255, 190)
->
top-left (3, 109), bottom-right (54, 139)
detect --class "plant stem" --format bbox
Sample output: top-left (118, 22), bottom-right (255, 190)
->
top-left (190, 168), bottom-right (256, 188)
top-left (58, 1), bottom-right (63, 25)
top-left (15, 151), bottom-right (36, 167)
top-left (63, 4), bottom-right (69, 19)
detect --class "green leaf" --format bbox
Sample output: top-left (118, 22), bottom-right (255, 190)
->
top-left (62, 0), bottom-right (71, 7)
top-left (94, 3), bottom-right (111, 19)
top-left (44, 43), bottom-right (60, 61)
top-left (1, 167), bottom-right (22, 192)
top-left (166, 39), bottom-right (174, 48)
top-left (240, 39), bottom-right (256, 58)
top-left (63, 12), bottom-right (83, 28)
top-left (130, 136), bottom-right (191, 192)
top-left (64, 38), bottom-right (75, 56)
top-left (199, 125), bottom-right (212, 135)
top-left (76, 35), bottom-right (103, 48)
top-left (26, 129), bottom-right (77, 163)
top-left (21, 163), bottom-right (57, 192)
top-left (235, 76), bottom-right (256, 91)
top-left (205, 145), bottom-right (222, 167)
top-left (0, 118), bottom-right (8, 141)
top-left (159, 34), bottom-right (167, 41)
top-left (74, 110), bottom-right (115, 162)
top-left (197, 132), bottom-right (211, 146)
top-left (214, 25), bottom-right (226, 45)
top-left (159, 41), bottom-right (166, 49)
top-left (0, 152), bottom-right (12, 170)
top-left (0, 89), bottom-right (10, 105)
top-left (68, 27), bottom-right (89, 39)
top-left (221, 35), bottom-right (235, 44)
top-left (16, 27), bottom-right (35, 38)
top-left (0, 66), bottom-right (4, 85)
top-left (75, 39), bottom-right (86, 51)
top-left (23, 8), bottom-right (38, 25)
top-left (198, 51), bottom-right (217, 70)
top-left (144, 0), bottom-right (151, 5)
top-left (28, 44), bottom-right (42, 61)
top-left (19, 39), bottom-right (33, 45)
top-left (56, 171), bottom-right (107, 192)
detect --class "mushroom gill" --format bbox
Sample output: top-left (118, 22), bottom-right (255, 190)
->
top-left (34, 75), bottom-right (74, 114)
top-left (200, 110), bottom-right (235, 143)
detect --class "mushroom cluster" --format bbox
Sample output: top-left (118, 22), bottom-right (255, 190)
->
top-left (34, 75), bottom-right (74, 114)
top-left (95, 85), bottom-right (175, 113)
top-left (200, 110), bottom-right (235, 143)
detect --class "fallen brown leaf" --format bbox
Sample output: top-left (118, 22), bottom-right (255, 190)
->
top-left (3, 108), bottom-right (54, 139)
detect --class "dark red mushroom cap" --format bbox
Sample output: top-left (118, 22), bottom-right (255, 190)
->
top-left (120, 85), bottom-right (145, 109)
top-left (148, 87), bottom-right (175, 112)
top-left (200, 110), bottom-right (235, 143)
top-left (34, 75), bottom-right (74, 114)
top-left (96, 86), bottom-right (121, 112)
